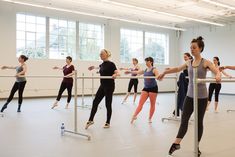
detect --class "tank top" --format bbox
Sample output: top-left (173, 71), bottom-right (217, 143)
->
top-left (144, 67), bottom-right (157, 88)
top-left (187, 59), bottom-right (207, 98)
top-left (130, 65), bottom-right (139, 77)
top-left (16, 66), bottom-right (26, 82)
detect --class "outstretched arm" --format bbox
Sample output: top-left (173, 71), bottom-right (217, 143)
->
top-left (157, 62), bottom-right (188, 80)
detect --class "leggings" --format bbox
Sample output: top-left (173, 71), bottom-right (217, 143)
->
top-left (177, 96), bottom-right (207, 142)
top-left (56, 82), bottom-right (73, 103)
top-left (89, 85), bottom-right (115, 124)
top-left (6, 81), bottom-right (27, 104)
top-left (208, 83), bottom-right (221, 102)
top-left (127, 79), bottom-right (138, 93)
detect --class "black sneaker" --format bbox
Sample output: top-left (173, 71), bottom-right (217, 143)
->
top-left (169, 143), bottom-right (181, 155)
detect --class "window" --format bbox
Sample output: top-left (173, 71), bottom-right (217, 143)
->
top-left (145, 32), bottom-right (169, 64)
top-left (120, 29), bottom-right (169, 64)
top-left (79, 23), bottom-right (104, 61)
top-left (49, 18), bottom-right (76, 59)
top-left (16, 14), bottom-right (46, 58)
top-left (120, 29), bottom-right (143, 63)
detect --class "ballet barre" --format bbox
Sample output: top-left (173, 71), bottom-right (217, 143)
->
top-left (0, 74), bottom-right (91, 140)
top-left (193, 69), bottom-right (235, 157)
top-left (76, 75), bottom-right (179, 122)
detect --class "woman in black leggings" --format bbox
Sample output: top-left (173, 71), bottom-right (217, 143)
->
top-left (158, 36), bottom-right (221, 156)
top-left (51, 56), bottom-right (75, 109)
top-left (1, 55), bottom-right (28, 113)
top-left (207, 57), bottom-right (231, 112)
top-left (120, 58), bottom-right (140, 104)
top-left (85, 49), bottom-right (120, 129)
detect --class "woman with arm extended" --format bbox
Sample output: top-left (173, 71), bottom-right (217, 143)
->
top-left (51, 56), bottom-right (75, 109)
top-left (120, 58), bottom-right (140, 104)
top-left (1, 55), bottom-right (28, 113)
top-left (207, 56), bottom-right (232, 112)
top-left (129, 57), bottom-right (159, 124)
top-left (85, 49), bottom-right (120, 129)
top-left (158, 36), bottom-right (221, 156)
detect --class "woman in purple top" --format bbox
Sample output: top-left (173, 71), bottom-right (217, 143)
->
top-left (52, 56), bottom-right (75, 109)
top-left (120, 58), bottom-right (140, 104)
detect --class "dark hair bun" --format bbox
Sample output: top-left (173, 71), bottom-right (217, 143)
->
top-left (197, 36), bottom-right (204, 41)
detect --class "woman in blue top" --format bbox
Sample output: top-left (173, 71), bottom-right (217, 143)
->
top-left (126, 57), bottom-right (159, 124)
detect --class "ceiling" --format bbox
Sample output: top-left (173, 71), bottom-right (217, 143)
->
top-left (2, 0), bottom-right (235, 30)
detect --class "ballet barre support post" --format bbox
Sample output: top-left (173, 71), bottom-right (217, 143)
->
top-left (64, 70), bottom-right (91, 140)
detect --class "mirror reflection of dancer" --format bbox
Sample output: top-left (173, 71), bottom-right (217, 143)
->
top-left (120, 58), bottom-right (140, 104)
top-left (85, 49), bottom-right (120, 129)
top-left (1, 55), bottom-right (28, 113)
top-left (52, 56), bottom-right (75, 109)
top-left (207, 57), bottom-right (231, 112)
top-left (158, 36), bottom-right (221, 156)
top-left (128, 57), bottom-right (159, 124)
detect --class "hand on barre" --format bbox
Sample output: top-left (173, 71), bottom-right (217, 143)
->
top-left (112, 74), bottom-right (118, 79)
top-left (157, 73), bottom-right (165, 81)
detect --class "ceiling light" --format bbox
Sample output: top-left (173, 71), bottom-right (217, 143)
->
top-left (201, 0), bottom-right (235, 10)
top-left (101, 0), bottom-right (224, 26)
top-left (0, 0), bottom-right (186, 31)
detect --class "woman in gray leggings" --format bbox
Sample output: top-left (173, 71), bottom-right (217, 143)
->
top-left (158, 36), bottom-right (221, 156)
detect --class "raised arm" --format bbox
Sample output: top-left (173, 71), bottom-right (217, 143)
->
top-left (88, 66), bottom-right (99, 71)
top-left (53, 66), bottom-right (63, 70)
top-left (222, 66), bottom-right (235, 70)
top-left (1, 66), bottom-right (17, 70)
top-left (157, 62), bottom-right (188, 80)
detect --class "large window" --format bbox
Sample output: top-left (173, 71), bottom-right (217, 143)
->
top-left (16, 14), bottom-right (46, 58)
top-left (79, 23), bottom-right (104, 61)
top-left (120, 28), bottom-right (169, 64)
top-left (145, 32), bottom-right (169, 65)
top-left (120, 29), bottom-right (143, 63)
top-left (49, 18), bottom-right (76, 59)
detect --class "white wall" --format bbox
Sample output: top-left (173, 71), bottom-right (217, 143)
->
top-left (179, 25), bottom-right (235, 94)
top-left (0, 1), bottom-right (180, 98)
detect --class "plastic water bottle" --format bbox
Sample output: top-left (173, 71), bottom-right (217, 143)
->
top-left (61, 123), bottom-right (65, 136)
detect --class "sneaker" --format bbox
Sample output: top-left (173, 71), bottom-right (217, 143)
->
top-left (85, 121), bottom-right (94, 129)
top-left (169, 143), bottom-right (181, 155)
top-left (103, 123), bottom-right (110, 129)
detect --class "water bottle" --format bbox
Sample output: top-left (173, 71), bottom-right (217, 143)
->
top-left (61, 123), bottom-right (65, 136)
